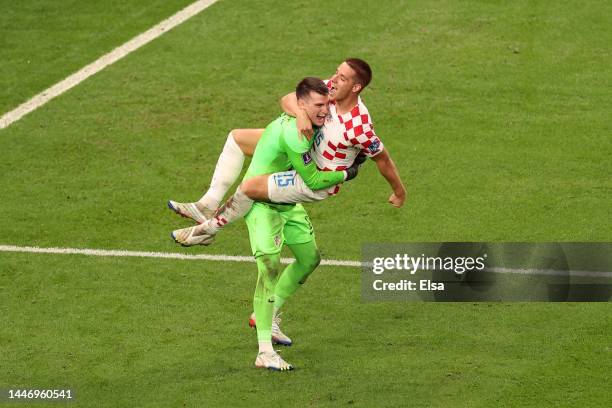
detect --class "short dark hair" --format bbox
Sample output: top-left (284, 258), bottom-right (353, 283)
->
top-left (345, 58), bottom-right (372, 90)
top-left (296, 77), bottom-right (329, 100)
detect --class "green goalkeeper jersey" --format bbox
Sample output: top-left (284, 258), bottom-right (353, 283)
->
top-left (243, 113), bottom-right (345, 189)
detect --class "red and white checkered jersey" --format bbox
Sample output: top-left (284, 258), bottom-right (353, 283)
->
top-left (313, 81), bottom-right (383, 171)
top-left (309, 80), bottom-right (383, 196)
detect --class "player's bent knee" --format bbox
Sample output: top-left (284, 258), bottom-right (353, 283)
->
top-left (296, 250), bottom-right (319, 285)
top-left (232, 128), bottom-right (264, 157)
top-left (301, 248), bottom-right (321, 272)
top-left (240, 175), bottom-right (269, 201)
top-left (292, 245), bottom-right (321, 269)
top-left (239, 180), bottom-right (255, 198)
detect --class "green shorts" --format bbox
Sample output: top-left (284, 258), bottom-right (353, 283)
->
top-left (244, 202), bottom-right (315, 257)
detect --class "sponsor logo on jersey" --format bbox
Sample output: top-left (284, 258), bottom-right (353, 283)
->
top-left (368, 139), bottom-right (381, 153)
top-left (302, 152), bottom-right (313, 165)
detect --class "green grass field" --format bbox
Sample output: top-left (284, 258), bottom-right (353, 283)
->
top-left (1, 0), bottom-right (611, 406)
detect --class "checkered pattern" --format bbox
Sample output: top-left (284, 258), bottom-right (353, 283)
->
top-left (338, 105), bottom-right (382, 157)
top-left (321, 139), bottom-right (348, 167)
top-left (310, 80), bottom-right (384, 196)
top-left (313, 98), bottom-right (383, 171)
top-left (214, 216), bottom-right (228, 228)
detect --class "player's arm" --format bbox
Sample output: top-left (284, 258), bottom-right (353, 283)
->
top-left (280, 128), bottom-right (348, 190)
top-left (286, 146), bottom-right (347, 190)
top-left (280, 92), bottom-right (314, 138)
top-left (371, 148), bottom-right (407, 208)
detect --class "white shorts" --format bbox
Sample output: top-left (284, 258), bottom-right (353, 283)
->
top-left (267, 170), bottom-right (339, 204)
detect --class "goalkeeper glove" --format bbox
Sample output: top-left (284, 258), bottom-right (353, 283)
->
top-left (343, 153), bottom-right (368, 181)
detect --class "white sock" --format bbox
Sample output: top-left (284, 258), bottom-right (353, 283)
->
top-left (258, 340), bottom-right (274, 354)
top-left (208, 187), bottom-right (254, 233)
top-left (198, 132), bottom-right (245, 210)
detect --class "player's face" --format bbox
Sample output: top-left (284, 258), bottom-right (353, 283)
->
top-left (298, 91), bottom-right (329, 127)
top-left (330, 62), bottom-right (362, 101)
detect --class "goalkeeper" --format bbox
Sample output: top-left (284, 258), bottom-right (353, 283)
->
top-left (174, 77), bottom-right (362, 371)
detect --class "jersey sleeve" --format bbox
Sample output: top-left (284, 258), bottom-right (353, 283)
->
top-left (355, 122), bottom-right (384, 158)
top-left (344, 108), bottom-right (384, 158)
top-left (280, 126), bottom-right (346, 190)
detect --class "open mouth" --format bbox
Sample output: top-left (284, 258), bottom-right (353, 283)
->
top-left (329, 85), bottom-right (337, 96)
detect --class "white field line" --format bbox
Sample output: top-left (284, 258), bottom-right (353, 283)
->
top-left (1, 245), bottom-right (610, 278)
top-left (0, 245), bottom-right (361, 268)
top-left (0, 0), bottom-right (218, 130)
top-left (488, 266), bottom-right (612, 279)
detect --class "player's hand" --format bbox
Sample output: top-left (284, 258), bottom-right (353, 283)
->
top-left (344, 154), bottom-right (368, 181)
top-left (297, 110), bottom-right (314, 139)
top-left (388, 191), bottom-right (406, 208)
top-left (353, 153), bottom-right (367, 167)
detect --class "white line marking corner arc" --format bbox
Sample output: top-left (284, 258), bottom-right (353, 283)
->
top-left (0, 0), bottom-right (218, 130)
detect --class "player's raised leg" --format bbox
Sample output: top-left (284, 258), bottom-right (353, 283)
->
top-left (171, 164), bottom-right (351, 246)
top-left (170, 171), bottom-right (294, 246)
top-left (232, 128), bottom-right (263, 157)
top-left (168, 129), bottom-right (264, 223)
top-left (172, 183), bottom-right (256, 246)
top-left (172, 169), bottom-right (274, 245)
